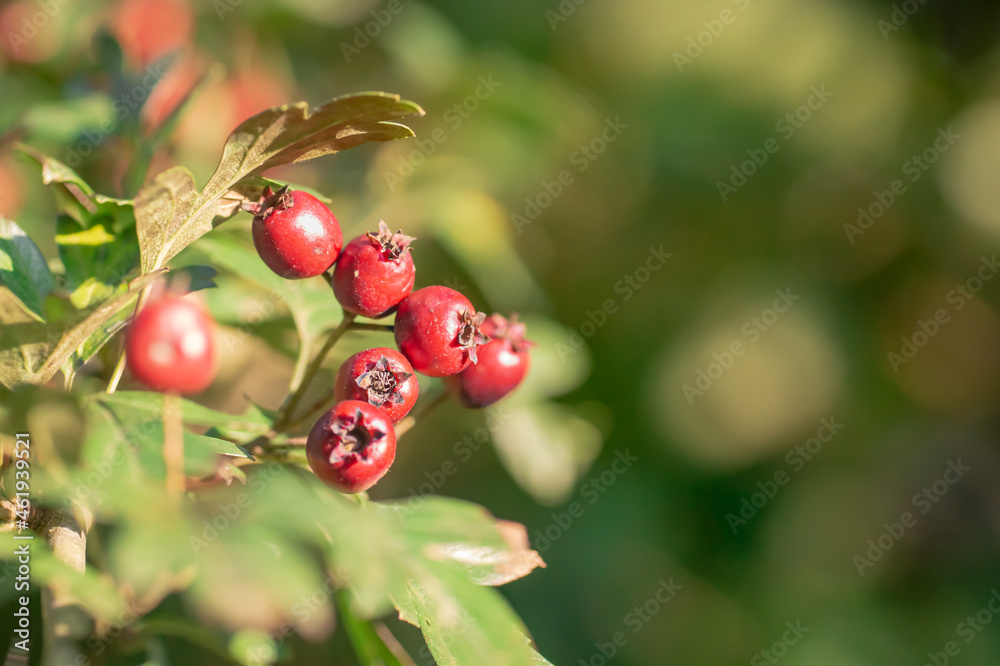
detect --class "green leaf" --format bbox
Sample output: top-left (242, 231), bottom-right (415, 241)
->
top-left (394, 572), bottom-right (553, 666)
top-left (97, 391), bottom-right (273, 442)
top-left (95, 394), bottom-right (255, 477)
top-left (0, 217), bottom-right (55, 321)
top-left (57, 214), bottom-right (140, 309)
top-left (60, 303), bottom-right (130, 386)
top-left (31, 270), bottom-right (163, 385)
top-left (135, 92), bottom-right (423, 273)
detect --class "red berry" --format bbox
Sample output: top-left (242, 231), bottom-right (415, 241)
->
top-left (306, 401), bottom-right (396, 493)
top-left (393, 286), bottom-right (489, 377)
top-left (335, 348), bottom-right (419, 423)
top-left (446, 314), bottom-right (532, 408)
top-left (249, 187), bottom-right (342, 279)
top-left (333, 221), bottom-right (415, 318)
top-left (126, 295), bottom-right (215, 394)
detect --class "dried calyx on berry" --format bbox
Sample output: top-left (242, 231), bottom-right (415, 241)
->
top-left (457, 310), bottom-right (490, 364)
top-left (356, 356), bottom-right (413, 407)
top-left (326, 407), bottom-right (384, 464)
top-left (242, 185), bottom-right (294, 218)
top-left (484, 313), bottom-right (533, 353)
top-left (366, 220), bottom-right (415, 261)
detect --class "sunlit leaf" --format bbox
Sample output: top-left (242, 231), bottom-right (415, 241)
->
top-left (135, 92), bottom-right (423, 273)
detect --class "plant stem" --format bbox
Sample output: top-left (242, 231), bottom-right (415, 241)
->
top-left (394, 390), bottom-right (450, 437)
top-left (279, 388), bottom-right (337, 433)
top-left (349, 322), bottom-right (394, 334)
top-left (279, 313), bottom-right (356, 427)
top-left (163, 392), bottom-right (184, 500)
top-left (106, 344), bottom-right (128, 394)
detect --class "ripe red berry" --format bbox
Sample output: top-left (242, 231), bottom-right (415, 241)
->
top-left (126, 295), bottom-right (215, 394)
top-left (446, 314), bottom-right (532, 408)
top-left (248, 186), bottom-right (342, 279)
top-left (306, 400), bottom-right (397, 493)
top-left (335, 348), bottom-right (419, 423)
top-left (333, 221), bottom-right (415, 318)
top-left (394, 286), bottom-right (489, 377)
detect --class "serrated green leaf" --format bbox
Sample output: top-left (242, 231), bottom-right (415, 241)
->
top-left (0, 217), bottom-right (55, 321)
top-left (135, 92), bottom-right (423, 273)
top-left (394, 572), bottom-right (553, 666)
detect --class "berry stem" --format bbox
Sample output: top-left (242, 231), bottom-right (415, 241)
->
top-left (348, 322), bottom-right (394, 334)
top-left (279, 313), bottom-right (357, 428)
top-left (394, 389), bottom-right (450, 437)
top-left (163, 392), bottom-right (185, 501)
top-left (278, 388), bottom-right (337, 434)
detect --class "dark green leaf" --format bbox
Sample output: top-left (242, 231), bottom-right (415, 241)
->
top-left (0, 217), bottom-right (55, 321)
top-left (57, 214), bottom-right (140, 309)
top-left (168, 264), bottom-right (218, 293)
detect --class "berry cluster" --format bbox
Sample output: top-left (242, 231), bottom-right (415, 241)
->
top-left (125, 187), bottom-right (532, 494)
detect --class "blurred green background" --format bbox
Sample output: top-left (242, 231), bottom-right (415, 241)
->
top-left (4, 0), bottom-right (1000, 663)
